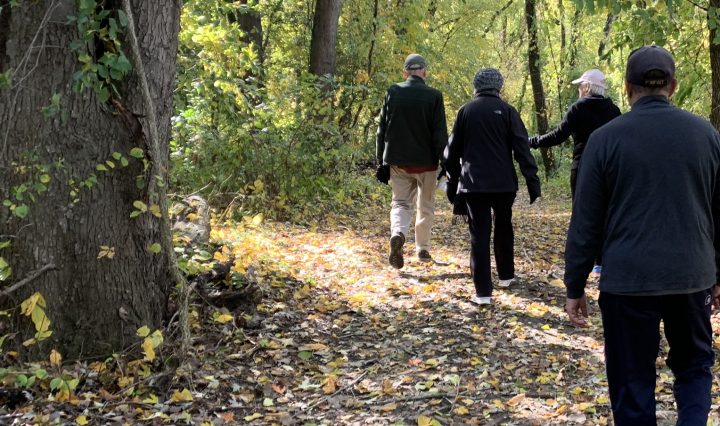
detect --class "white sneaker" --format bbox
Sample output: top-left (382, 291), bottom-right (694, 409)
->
top-left (471, 296), bottom-right (492, 305)
top-left (498, 278), bottom-right (516, 288)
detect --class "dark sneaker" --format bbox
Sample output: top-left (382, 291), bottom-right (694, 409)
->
top-left (389, 233), bottom-right (405, 269)
top-left (417, 250), bottom-right (433, 263)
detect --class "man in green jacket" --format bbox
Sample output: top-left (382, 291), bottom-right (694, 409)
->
top-left (376, 53), bottom-right (448, 269)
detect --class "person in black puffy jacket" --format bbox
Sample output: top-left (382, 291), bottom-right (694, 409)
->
top-left (444, 68), bottom-right (541, 306)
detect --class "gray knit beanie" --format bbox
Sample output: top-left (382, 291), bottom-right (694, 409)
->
top-left (473, 68), bottom-right (504, 94)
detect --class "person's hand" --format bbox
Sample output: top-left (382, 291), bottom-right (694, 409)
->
top-left (566, 294), bottom-right (589, 328)
top-left (437, 164), bottom-right (447, 182)
top-left (446, 180), bottom-right (458, 204)
top-left (712, 284), bottom-right (720, 312)
top-left (375, 165), bottom-right (390, 185)
top-left (528, 136), bottom-right (539, 148)
top-left (528, 182), bottom-right (541, 204)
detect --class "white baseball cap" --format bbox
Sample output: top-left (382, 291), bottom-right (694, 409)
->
top-left (571, 69), bottom-right (607, 89)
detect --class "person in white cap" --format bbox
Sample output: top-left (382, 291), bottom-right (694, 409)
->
top-left (529, 68), bottom-right (621, 276)
top-left (529, 69), bottom-right (620, 200)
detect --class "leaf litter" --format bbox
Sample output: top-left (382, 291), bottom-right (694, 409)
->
top-left (3, 192), bottom-right (720, 425)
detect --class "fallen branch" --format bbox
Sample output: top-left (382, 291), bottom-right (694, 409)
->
top-left (0, 264), bottom-right (56, 297)
top-left (302, 370), bottom-right (369, 413)
top-left (380, 392), bottom-right (451, 403)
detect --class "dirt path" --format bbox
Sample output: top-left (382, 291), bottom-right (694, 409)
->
top-left (192, 193), bottom-right (720, 425)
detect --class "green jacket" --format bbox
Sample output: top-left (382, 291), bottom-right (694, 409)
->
top-left (376, 76), bottom-right (448, 166)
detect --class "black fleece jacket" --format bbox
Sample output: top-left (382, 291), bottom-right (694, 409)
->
top-left (376, 76), bottom-right (448, 166)
top-left (564, 96), bottom-right (720, 298)
top-left (531, 95), bottom-right (621, 169)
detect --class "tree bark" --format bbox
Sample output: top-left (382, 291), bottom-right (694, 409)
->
top-left (0, 0), bottom-right (180, 359)
top-left (597, 13), bottom-right (614, 61)
top-left (524, 0), bottom-right (556, 176)
top-left (309, 0), bottom-right (341, 76)
top-left (710, 1), bottom-right (720, 130)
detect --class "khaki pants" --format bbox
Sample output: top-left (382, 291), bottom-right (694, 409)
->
top-left (389, 166), bottom-right (436, 253)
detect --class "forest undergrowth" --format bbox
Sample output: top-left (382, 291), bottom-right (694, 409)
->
top-left (4, 189), bottom-right (720, 425)
top-left (173, 188), bottom-right (720, 425)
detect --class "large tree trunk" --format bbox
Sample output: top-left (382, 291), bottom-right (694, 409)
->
top-left (309, 0), bottom-right (341, 76)
top-left (525, 0), bottom-right (556, 176)
top-left (0, 0), bottom-right (180, 359)
top-left (710, 0), bottom-right (720, 130)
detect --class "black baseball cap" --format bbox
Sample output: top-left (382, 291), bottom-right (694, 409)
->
top-left (625, 45), bottom-right (675, 87)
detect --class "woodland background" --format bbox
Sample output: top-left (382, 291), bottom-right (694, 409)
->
top-left (1, 0), bottom-right (720, 424)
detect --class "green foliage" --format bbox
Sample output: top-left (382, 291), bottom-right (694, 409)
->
top-left (68, 0), bottom-right (131, 102)
top-left (171, 1), bottom-right (381, 222)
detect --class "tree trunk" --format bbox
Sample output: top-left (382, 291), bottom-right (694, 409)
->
top-left (524, 0), bottom-right (556, 176)
top-left (0, 0), bottom-right (180, 359)
top-left (597, 13), bottom-right (614, 61)
top-left (309, 0), bottom-right (341, 76)
top-left (710, 1), bottom-right (720, 130)
top-left (228, 0), bottom-right (264, 66)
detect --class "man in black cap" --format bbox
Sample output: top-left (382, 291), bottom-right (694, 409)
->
top-left (376, 53), bottom-right (448, 269)
top-left (564, 45), bottom-right (720, 425)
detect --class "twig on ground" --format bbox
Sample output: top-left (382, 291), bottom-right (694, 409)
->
top-left (302, 370), bottom-right (369, 413)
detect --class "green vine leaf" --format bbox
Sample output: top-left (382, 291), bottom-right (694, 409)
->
top-left (13, 204), bottom-right (29, 219)
top-left (129, 148), bottom-right (144, 158)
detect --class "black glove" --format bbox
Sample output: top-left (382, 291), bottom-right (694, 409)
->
top-left (528, 181), bottom-right (541, 204)
top-left (528, 136), bottom-right (539, 148)
top-left (446, 180), bottom-right (458, 204)
top-left (375, 165), bottom-right (390, 185)
top-left (437, 164), bottom-right (447, 182)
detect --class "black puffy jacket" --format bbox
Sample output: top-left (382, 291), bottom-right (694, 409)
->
top-left (444, 93), bottom-right (540, 199)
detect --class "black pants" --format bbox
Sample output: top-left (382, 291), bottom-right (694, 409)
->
top-left (599, 289), bottom-right (714, 426)
top-left (465, 193), bottom-right (515, 297)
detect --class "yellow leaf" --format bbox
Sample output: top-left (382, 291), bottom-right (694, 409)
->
top-left (454, 406), bottom-right (469, 415)
top-left (213, 250), bottom-right (229, 262)
top-left (417, 416), bottom-right (440, 426)
top-left (380, 403), bottom-right (397, 412)
top-left (382, 378), bottom-right (396, 395)
top-left (136, 326), bottom-right (151, 337)
top-left (142, 337), bottom-right (156, 361)
top-left (76, 415), bottom-right (89, 425)
top-left (244, 413), bottom-right (263, 421)
top-left (322, 374), bottom-right (337, 394)
top-left (214, 313), bottom-right (234, 324)
top-left (170, 388), bottom-right (193, 403)
top-left (149, 204), bottom-right (162, 218)
top-left (418, 416), bottom-right (433, 426)
top-left (507, 393), bottom-right (526, 406)
top-left (142, 394), bottom-right (159, 404)
top-left (253, 179), bottom-right (264, 192)
top-left (571, 386), bottom-right (585, 395)
top-left (252, 213), bottom-right (263, 225)
top-left (49, 349), bottom-right (62, 366)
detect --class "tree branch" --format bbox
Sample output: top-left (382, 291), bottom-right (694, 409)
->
top-left (120, 0), bottom-right (190, 359)
top-left (0, 264), bottom-right (56, 297)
